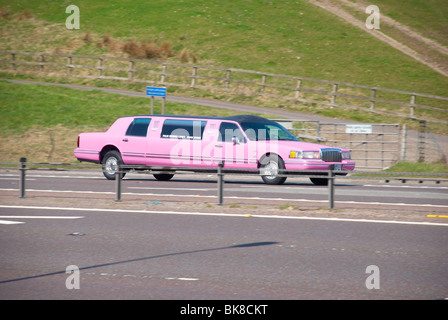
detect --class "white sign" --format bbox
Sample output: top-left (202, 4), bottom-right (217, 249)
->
top-left (346, 124), bottom-right (372, 134)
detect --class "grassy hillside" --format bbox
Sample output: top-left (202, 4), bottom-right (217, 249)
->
top-left (1, 0), bottom-right (447, 164)
top-left (1, 0), bottom-right (447, 97)
top-left (373, 0), bottom-right (448, 47)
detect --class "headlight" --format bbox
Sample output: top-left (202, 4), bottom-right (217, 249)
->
top-left (342, 151), bottom-right (351, 160)
top-left (289, 151), bottom-right (320, 159)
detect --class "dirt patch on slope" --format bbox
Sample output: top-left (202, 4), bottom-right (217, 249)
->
top-left (307, 0), bottom-right (448, 77)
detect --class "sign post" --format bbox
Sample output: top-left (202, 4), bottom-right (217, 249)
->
top-left (146, 86), bottom-right (167, 114)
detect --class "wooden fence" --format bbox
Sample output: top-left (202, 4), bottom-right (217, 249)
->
top-left (1, 50), bottom-right (447, 125)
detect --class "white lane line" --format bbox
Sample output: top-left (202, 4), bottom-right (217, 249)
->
top-left (0, 215), bottom-right (83, 225)
top-left (165, 277), bottom-right (199, 281)
top-left (1, 188), bottom-right (447, 208)
top-left (0, 215), bottom-right (83, 219)
top-left (0, 174), bottom-right (103, 179)
top-left (363, 184), bottom-right (448, 190)
top-left (0, 219), bottom-right (24, 225)
top-left (0, 177), bottom-right (36, 181)
top-left (0, 205), bottom-right (447, 227)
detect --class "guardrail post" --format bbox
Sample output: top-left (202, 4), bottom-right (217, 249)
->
top-left (115, 166), bottom-right (122, 202)
top-left (217, 162), bottom-right (224, 205)
top-left (19, 157), bottom-right (26, 198)
top-left (328, 165), bottom-right (335, 209)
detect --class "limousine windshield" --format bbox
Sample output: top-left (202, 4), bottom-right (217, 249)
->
top-left (240, 121), bottom-right (299, 141)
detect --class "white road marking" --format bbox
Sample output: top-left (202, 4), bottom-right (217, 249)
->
top-left (0, 205), bottom-right (447, 227)
top-left (0, 174), bottom-right (103, 179)
top-left (0, 177), bottom-right (36, 181)
top-left (0, 219), bottom-right (24, 225)
top-left (165, 277), bottom-right (199, 281)
top-left (0, 215), bottom-right (83, 225)
top-left (0, 215), bottom-right (83, 219)
top-left (363, 184), bottom-right (448, 190)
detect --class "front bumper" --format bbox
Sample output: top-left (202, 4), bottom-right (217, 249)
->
top-left (284, 159), bottom-right (355, 172)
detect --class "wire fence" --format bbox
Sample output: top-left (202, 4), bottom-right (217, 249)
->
top-left (2, 159), bottom-right (447, 209)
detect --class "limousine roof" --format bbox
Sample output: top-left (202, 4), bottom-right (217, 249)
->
top-left (125, 114), bottom-right (277, 125)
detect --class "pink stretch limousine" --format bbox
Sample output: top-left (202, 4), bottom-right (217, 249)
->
top-left (74, 115), bottom-right (355, 185)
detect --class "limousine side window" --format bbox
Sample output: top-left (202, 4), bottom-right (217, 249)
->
top-left (161, 119), bottom-right (207, 140)
top-left (218, 122), bottom-right (246, 143)
top-left (125, 118), bottom-right (151, 137)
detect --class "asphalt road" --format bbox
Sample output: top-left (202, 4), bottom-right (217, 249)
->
top-left (0, 170), bottom-right (447, 301)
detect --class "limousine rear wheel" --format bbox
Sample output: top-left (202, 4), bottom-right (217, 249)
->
top-left (102, 150), bottom-right (126, 180)
top-left (260, 155), bottom-right (287, 185)
top-left (153, 173), bottom-right (174, 181)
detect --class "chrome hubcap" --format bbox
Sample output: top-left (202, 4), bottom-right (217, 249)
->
top-left (105, 157), bottom-right (118, 175)
top-left (263, 161), bottom-right (279, 179)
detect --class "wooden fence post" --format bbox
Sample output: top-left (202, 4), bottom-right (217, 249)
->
top-left (128, 60), bottom-right (134, 81)
top-left (225, 70), bottom-right (231, 89)
top-left (260, 74), bottom-right (267, 93)
top-left (331, 83), bottom-right (338, 107)
top-left (67, 56), bottom-right (73, 75)
top-left (40, 54), bottom-right (45, 72)
top-left (191, 66), bottom-right (197, 88)
top-left (410, 95), bottom-right (416, 118)
top-left (295, 79), bottom-right (302, 99)
top-left (370, 89), bottom-right (376, 111)
top-left (11, 52), bottom-right (16, 70)
top-left (98, 57), bottom-right (103, 78)
top-left (161, 64), bottom-right (167, 84)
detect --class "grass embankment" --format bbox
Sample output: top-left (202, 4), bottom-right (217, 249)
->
top-left (352, 161), bottom-right (448, 178)
top-left (0, 81), bottom-right (271, 163)
top-left (384, 161), bottom-right (448, 174)
top-left (1, 0), bottom-right (446, 93)
top-left (0, 0), bottom-right (447, 132)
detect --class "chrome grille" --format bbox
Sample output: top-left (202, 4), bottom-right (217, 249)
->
top-left (321, 149), bottom-right (342, 162)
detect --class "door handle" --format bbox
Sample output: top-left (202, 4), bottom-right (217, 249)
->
top-left (122, 138), bottom-right (129, 142)
top-left (215, 145), bottom-right (223, 148)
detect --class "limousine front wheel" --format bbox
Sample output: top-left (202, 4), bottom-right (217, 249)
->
top-left (102, 150), bottom-right (126, 180)
top-left (260, 155), bottom-right (287, 185)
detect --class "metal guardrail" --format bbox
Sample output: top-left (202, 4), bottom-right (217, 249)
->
top-left (2, 159), bottom-right (447, 210)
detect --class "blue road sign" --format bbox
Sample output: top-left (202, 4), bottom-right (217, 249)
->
top-left (146, 86), bottom-right (167, 97)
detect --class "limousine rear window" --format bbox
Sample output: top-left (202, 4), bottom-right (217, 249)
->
top-left (126, 118), bottom-right (151, 137)
top-left (240, 121), bottom-right (299, 141)
top-left (161, 119), bottom-right (207, 140)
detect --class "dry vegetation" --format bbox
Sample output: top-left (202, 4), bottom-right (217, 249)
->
top-left (0, 7), bottom-right (197, 63)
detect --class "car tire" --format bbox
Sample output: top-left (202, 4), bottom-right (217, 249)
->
top-left (102, 150), bottom-right (125, 180)
top-left (260, 155), bottom-right (287, 185)
top-left (153, 173), bottom-right (174, 181)
top-left (310, 177), bottom-right (328, 186)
